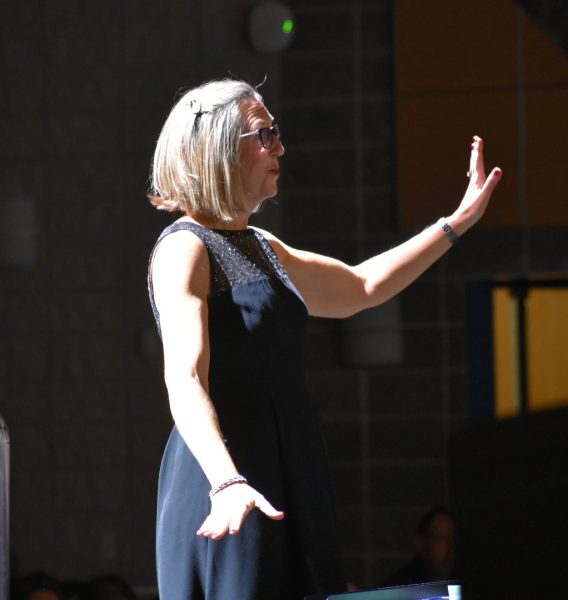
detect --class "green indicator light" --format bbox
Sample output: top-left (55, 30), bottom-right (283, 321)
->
top-left (282, 19), bottom-right (294, 35)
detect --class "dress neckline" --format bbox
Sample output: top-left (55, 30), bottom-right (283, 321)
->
top-left (174, 219), bottom-right (254, 235)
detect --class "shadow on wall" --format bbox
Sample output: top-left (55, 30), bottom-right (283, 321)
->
top-left (449, 407), bottom-right (568, 600)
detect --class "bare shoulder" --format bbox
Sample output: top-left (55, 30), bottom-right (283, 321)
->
top-left (250, 225), bottom-right (328, 268)
top-left (250, 225), bottom-right (281, 245)
top-left (152, 228), bottom-right (210, 300)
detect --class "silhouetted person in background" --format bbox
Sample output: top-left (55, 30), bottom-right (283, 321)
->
top-left (381, 507), bottom-right (456, 587)
top-left (11, 571), bottom-right (64, 600)
top-left (81, 574), bottom-right (137, 600)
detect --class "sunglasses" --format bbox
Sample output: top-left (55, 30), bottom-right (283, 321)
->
top-left (239, 124), bottom-right (282, 149)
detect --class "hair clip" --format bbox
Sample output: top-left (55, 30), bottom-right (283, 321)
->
top-left (188, 98), bottom-right (204, 116)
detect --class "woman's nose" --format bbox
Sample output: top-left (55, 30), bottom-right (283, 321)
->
top-left (272, 138), bottom-right (285, 157)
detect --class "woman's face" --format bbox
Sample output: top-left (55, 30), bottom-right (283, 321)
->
top-left (238, 100), bottom-right (285, 212)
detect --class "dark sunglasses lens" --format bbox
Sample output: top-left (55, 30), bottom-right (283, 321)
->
top-left (258, 126), bottom-right (281, 149)
top-left (259, 128), bottom-right (272, 148)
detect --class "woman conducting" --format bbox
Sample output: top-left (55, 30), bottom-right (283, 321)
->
top-left (147, 79), bottom-right (501, 599)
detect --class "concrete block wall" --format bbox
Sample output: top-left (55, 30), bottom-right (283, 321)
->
top-left (279, 0), bottom-right (568, 589)
top-left (1, 0), bottom-right (278, 586)
top-left (278, 0), bottom-right (445, 586)
top-left (0, 0), bottom-right (174, 579)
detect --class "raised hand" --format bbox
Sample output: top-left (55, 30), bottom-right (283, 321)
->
top-left (196, 483), bottom-right (285, 540)
top-left (453, 136), bottom-right (502, 230)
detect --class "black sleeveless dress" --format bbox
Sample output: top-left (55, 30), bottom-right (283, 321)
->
top-left (148, 221), bottom-right (346, 600)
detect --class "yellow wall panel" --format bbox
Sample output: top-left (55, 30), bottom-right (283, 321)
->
top-left (493, 288), bottom-right (521, 419)
top-left (526, 290), bottom-right (568, 411)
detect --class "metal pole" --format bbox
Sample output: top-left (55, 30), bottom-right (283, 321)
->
top-left (0, 414), bottom-right (9, 600)
top-left (513, 283), bottom-right (529, 415)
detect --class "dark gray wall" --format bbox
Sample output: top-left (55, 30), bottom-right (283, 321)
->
top-left (2, 0), bottom-right (567, 593)
top-left (0, 0), bottom-right (282, 586)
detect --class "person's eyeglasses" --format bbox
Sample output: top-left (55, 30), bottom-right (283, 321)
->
top-left (239, 125), bottom-right (282, 149)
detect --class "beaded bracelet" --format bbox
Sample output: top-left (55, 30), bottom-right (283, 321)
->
top-left (209, 475), bottom-right (248, 500)
top-left (437, 217), bottom-right (459, 245)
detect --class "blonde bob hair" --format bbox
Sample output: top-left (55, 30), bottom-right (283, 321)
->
top-left (149, 79), bottom-right (264, 221)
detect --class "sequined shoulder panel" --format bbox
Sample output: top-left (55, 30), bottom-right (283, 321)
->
top-left (187, 224), bottom-right (278, 296)
top-left (147, 221), bottom-right (304, 334)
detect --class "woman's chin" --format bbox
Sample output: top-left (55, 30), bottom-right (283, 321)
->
top-left (245, 191), bottom-right (278, 213)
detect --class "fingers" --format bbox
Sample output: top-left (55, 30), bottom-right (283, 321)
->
top-left (255, 494), bottom-right (285, 521)
top-left (196, 486), bottom-right (284, 540)
top-left (228, 513), bottom-right (245, 535)
top-left (197, 504), bottom-right (248, 539)
top-left (455, 136), bottom-right (502, 227)
top-left (469, 135), bottom-right (486, 181)
top-left (197, 514), bottom-right (229, 540)
top-left (483, 166), bottom-right (502, 194)
top-left (468, 136), bottom-right (502, 193)
top-left (226, 496), bottom-right (254, 535)
top-left (226, 492), bottom-right (284, 536)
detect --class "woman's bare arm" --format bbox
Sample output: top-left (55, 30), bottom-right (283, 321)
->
top-left (152, 230), bottom-right (284, 539)
top-left (263, 136), bottom-right (501, 318)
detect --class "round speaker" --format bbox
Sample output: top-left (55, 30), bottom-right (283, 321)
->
top-left (246, 1), bottom-right (295, 54)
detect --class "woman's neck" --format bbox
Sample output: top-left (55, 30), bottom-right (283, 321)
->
top-left (178, 213), bottom-right (250, 231)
